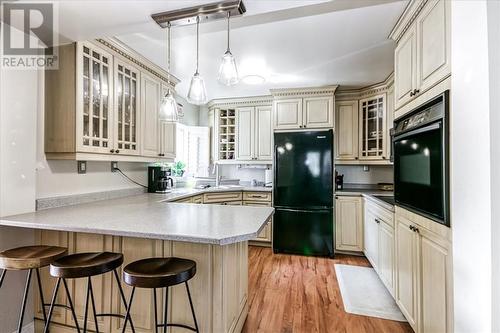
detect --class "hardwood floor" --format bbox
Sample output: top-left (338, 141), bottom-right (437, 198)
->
top-left (242, 246), bottom-right (413, 333)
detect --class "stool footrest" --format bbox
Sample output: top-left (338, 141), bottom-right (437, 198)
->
top-left (156, 323), bottom-right (197, 332)
top-left (96, 313), bottom-right (128, 319)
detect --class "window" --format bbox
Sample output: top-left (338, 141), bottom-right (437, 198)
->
top-left (175, 124), bottom-right (209, 177)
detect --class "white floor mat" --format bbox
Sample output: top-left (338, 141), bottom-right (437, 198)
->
top-left (334, 264), bottom-right (407, 322)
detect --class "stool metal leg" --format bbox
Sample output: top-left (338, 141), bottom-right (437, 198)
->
top-left (44, 278), bottom-right (61, 333)
top-left (17, 269), bottom-right (33, 333)
top-left (185, 282), bottom-right (199, 333)
top-left (163, 287), bottom-right (168, 333)
top-left (113, 269), bottom-right (135, 333)
top-left (0, 269), bottom-right (6, 288)
top-left (153, 288), bottom-right (158, 333)
top-left (83, 277), bottom-right (91, 333)
top-left (35, 268), bottom-right (48, 325)
top-left (88, 277), bottom-right (99, 333)
top-left (62, 278), bottom-right (81, 333)
top-left (121, 287), bottom-right (135, 333)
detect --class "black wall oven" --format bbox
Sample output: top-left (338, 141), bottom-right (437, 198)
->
top-left (393, 91), bottom-right (449, 226)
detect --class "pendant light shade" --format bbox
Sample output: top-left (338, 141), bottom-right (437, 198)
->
top-left (217, 12), bottom-right (238, 86)
top-left (159, 23), bottom-right (178, 121)
top-left (187, 16), bottom-right (208, 105)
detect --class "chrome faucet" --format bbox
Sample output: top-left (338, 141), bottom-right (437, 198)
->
top-left (215, 163), bottom-right (221, 187)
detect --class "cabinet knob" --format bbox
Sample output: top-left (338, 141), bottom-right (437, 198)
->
top-left (414, 89), bottom-right (420, 95)
top-left (414, 227), bottom-right (420, 233)
top-left (115, 150), bottom-right (120, 154)
top-left (110, 149), bottom-right (115, 153)
top-left (410, 91), bottom-right (414, 97)
top-left (409, 225), bottom-right (414, 231)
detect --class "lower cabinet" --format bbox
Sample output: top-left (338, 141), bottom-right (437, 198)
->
top-left (363, 199), bottom-right (395, 296)
top-left (335, 195), bottom-right (363, 252)
top-left (242, 201), bottom-right (272, 244)
top-left (395, 206), bottom-right (453, 333)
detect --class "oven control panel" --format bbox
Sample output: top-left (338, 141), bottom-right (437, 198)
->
top-left (394, 95), bottom-right (445, 135)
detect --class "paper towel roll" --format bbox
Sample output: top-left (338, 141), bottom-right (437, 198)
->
top-left (265, 169), bottom-right (273, 187)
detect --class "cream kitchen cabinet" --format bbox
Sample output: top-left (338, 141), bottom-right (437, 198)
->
top-left (335, 195), bottom-right (363, 252)
top-left (159, 121), bottom-right (176, 159)
top-left (395, 206), bottom-right (453, 333)
top-left (236, 106), bottom-right (272, 162)
top-left (44, 39), bottom-right (178, 162)
top-left (335, 100), bottom-right (359, 161)
top-left (359, 94), bottom-right (388, 161)
top-left (392, 0), bottom-right (450, 111)
top-left (243, 200), bottom-right (273, 244)
top-left (140, 73), bottom-right (161, 158)
top-left (273, 96), bottom-right (334, 130)
top-left (364, 198), bottom-right (395, 296)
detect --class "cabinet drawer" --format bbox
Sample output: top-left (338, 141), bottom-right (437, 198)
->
top-left (192, 195), bottom-right (203, 204)
top-left (242, 192), bottom-right (272, 202)
top-left (242, 201), bottom-right (272, 207)
top-left (203, 191), bottom-right (242, 203)
top-left (365, 199), bottom-right (394, 228)
top-left (174, 196), bottom-right (193, 203)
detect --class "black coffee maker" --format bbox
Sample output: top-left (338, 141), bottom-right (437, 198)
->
top-left (148, 166), bottom-right (174, 193)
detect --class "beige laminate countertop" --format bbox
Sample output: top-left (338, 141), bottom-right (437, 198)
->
top-left (0, 189), bottom-right (274, 245)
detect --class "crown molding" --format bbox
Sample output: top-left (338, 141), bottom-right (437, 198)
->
top-left (389, 0), bottom-right (429, 42)
top-left (270, 85), bottom-right (338, 98)
top-left (336, 73), bottom-right (394, 101)
top-left (96, 37), bottom-right (180, 88)
top-left (207, 95), bottom-right (273, 109)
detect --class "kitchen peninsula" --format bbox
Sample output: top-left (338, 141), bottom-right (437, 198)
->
top-left (0, 191), bottom-right (274, 333)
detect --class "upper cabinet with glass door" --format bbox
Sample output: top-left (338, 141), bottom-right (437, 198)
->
top-left (44, 39), bottom-right (179, 162)
top-left (114, 60), bottom-right (140, 155)
top-left (78, 42), bottom-right (114, 154)
top-left (359, 94), bottom-right (387, 160)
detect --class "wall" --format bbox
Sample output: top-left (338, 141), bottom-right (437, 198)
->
top-left (335, 165), bottom-right (393, 185)
top-left (0, 28), bottom-right (38, 332)
top-left (219, 164), bottom-right (270, 183)
top-left (451, 1), bottom-right (493, 331)
top-left (176, 94), bottom-right (200, 127)
top-left (488, 1), bottom-right (500, 331)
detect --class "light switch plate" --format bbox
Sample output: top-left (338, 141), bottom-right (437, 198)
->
top-left (111, 162), bottom-right (118, 172)
top-left (77, 161), bottom-right (87, 174)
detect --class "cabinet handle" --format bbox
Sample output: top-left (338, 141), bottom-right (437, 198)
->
top-left (110, 149), bottom-right (115, 153)
top-left (115, 150), bottom-right (120, 154)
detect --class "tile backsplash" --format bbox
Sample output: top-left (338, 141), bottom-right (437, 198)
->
top-left (335, 165), bottom-right (393, 185)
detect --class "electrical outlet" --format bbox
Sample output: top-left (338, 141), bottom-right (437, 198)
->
top-left (363, 165), bottom-right (370, 172)
top-left (111, 162), bottom-right (118, 172)
top-left (77, 161), bottom-right (87, 174)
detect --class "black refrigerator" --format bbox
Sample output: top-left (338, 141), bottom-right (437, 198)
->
top-left (273, 130), bottom-right (334, 257)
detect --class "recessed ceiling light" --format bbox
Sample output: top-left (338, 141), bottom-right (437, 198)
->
top-left (241, 75), bottom-right (266, 85)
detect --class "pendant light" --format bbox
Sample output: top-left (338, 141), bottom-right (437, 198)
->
top-left (159, 22), bottom-right (178, 121)
top-left (187, 16), bottom-right (207, 105)
top-left (217, 11), bottom-right (238, 86)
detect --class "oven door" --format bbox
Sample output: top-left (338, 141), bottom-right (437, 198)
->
top-left (394, 121), bottom-right (447, 225)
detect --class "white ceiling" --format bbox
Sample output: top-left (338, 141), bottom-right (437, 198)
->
top-left (11, 0), bottom-right (408, 103)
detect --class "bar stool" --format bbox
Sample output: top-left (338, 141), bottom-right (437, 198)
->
top-left (43, 252), bottom-right (135, 333)
top-left (121, 257), bottom-right (199, 333)
top-left (0, 245), bottom-right (67, 333)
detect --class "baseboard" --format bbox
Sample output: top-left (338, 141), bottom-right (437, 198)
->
top-left (11, 321), bottom-right (34, 333)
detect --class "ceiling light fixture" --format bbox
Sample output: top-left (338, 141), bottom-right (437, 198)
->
top-left (241, 74), bottom-right (266, 85)
top-left (217, 11), bottom-right (238, 86)
top-left (159, 22), bottom-right (178, 122)
top-left (187, 16), bottom-right (207, 105)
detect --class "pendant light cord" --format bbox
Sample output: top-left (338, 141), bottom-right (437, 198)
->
top-left (166, 22), bottom-right (171, 91)
top-left (196, 16), bottom-right (200, 74)
top-left (226, 11), bottom-right (231, 52)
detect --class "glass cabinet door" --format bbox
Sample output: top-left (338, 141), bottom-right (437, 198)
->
top-left (115, 62), bottom-right (140, 155)
top-left (359, 94), bottom-right (386, 159)
top-left (80, 43), bottom-right (113, 152)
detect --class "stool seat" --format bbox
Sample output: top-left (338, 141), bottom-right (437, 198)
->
top-left (50, 252), bottom-right (123, 278)
top-left (0, 245), bottom-right (67, 270)
top-left (123, 257), bottom-right (196, 288)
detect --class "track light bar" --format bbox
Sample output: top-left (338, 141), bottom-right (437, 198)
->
top-left (151, 0), bottom-right (246, 28)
